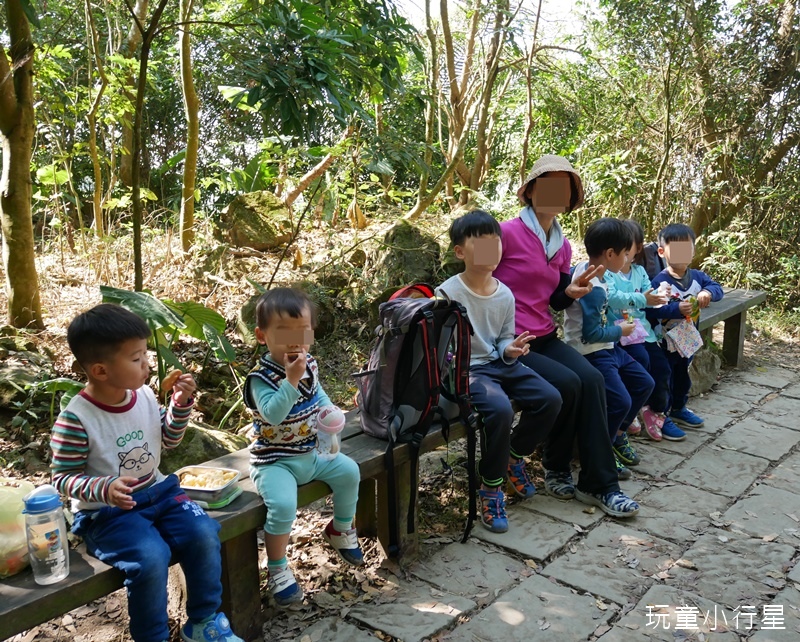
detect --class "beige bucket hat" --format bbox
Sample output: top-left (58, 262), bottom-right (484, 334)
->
top-left (517, 154), bottom-right (585, 210)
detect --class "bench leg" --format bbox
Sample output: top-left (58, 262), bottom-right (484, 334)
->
top-left (375, 462), bottom-right (419, 559)
top-left (722, 311), bottom-right (747, 367)
top-left (220, 530), bottom-right (262, 640)
top-left (356, 478), bottom-right (378, 538)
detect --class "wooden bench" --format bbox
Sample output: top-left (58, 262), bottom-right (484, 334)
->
top-left (697, 288), bottom-right (766, 367)
top-left (0, 411), bottom-right (466, 641)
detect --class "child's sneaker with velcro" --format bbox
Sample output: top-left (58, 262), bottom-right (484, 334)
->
top-left (181, 613), bottom-right (243, 642)
top-left (640, 406), bottom-right (664, 441)
top-left (267, 567), bottom-right (304, 606)
top-left (479, 488), bottom-right (508, 533)
top-left (614, 453), bottom-right (632, 480)
top-left (544, 469), bottom-right (575, 500)
top-left (627, 416), bottom-right (642, 436)
top-left (574, 489), bottom-right (639, 518)
top-left (669, 407), bottom-right (704, 429)
top-left (613, 432), bottom-right (640, 466)
top-left (507, 459), bottom-right (536, 499)
top-left (661, 418), bottom-right (686, 441)
top-left (322, 521), bottom-right (365, 566)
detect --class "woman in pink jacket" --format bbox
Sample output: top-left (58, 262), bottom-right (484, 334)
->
top-left (493, 155), bottom-right (639, 518)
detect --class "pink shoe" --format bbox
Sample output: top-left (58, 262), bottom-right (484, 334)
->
top-left (640, 406), bottom-right (664, 441)
top-left (628, 416), bottom-right (642, 436)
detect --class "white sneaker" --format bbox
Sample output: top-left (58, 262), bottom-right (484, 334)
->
top-left (267, 566), bottom-right (303, 606)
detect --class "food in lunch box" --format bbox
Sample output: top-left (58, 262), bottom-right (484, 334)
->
top-left (179, 469), bottom-right (237, 489)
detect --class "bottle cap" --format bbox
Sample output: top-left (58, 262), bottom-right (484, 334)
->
top-left (317, 405), bottom-right (345, 433)
top-left (23, 484), bottom-right (63, 514)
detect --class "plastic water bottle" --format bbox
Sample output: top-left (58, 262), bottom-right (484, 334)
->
top-left (23, 484), bottom-right (70, 585)
top-left (316, 405), bottom-right (345, 461)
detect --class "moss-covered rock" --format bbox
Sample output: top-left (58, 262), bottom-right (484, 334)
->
top-left (689, 347), bottom-right (721, 396)
top-left (160, 421), bottom-right (248, 474)
top-left (216, 191), bottom-right (293, 251)
top-left (369, 221), bottom-right (441, 290)
top-left (0, 351), bottom-right (52, 406)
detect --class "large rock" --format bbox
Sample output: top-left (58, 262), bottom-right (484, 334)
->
top-left (160, 421), bottom-right (248, 474)
top-left (216, 191), bottom-right (293, 251)
top-left (0, 351), bottom-right (51, 406)
top-left (369, 221), bottom-right (441, 290)
top-left (689, 347), bottom-right (722, 396)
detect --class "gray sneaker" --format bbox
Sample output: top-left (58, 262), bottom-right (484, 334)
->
top-left (575, 489), bottom-right (640, 518)
top-left (543, 469), bottom-right (575, 500)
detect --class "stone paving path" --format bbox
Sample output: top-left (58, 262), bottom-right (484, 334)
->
top-left (305, 364), bottom-right (800, 641)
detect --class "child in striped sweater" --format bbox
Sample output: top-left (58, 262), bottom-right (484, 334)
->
top-left (50, 303), bottom-right (243, 642)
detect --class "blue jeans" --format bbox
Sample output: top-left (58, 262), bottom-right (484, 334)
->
top-left (251, 450), bottom-right (360, 535)
top-left (72, 476), bottom-right (222, 642)
top-left (585, 345), bottom-right (655, 440)
top-left (622, 341), bottom-right (672, 413)
top-left (468, 358), bottom-right (561, 487)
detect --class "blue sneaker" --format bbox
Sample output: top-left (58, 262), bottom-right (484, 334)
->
top-left (575, 489), bottom-right (639, 518)
top-left (322, 521), bottom-right (365, 566)
top-left (670, 407), bottom-right (704, 429)
top-left (181, 613), bottom-right (243, 642)
top-left (479, 488), bottom-right (508, 533)
top-left (267, 566), bottom-right (304, 606)
top-left (507, 459), bottom-right (536, 499)
top-left (661, 418), bottom-right (687, 441)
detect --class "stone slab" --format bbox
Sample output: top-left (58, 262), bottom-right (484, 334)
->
top-left (524, 493), bottom-right (606, 528)
top-left (442, 573), bottom-right (614, 641)
top-left (301, 617), bottom-right (381, 641)
top-left (625, 442), bottom-right (686, 479)
top-left (722, 485), bottom-right (800, 544)
top-left (666, 529), bottom-right (795, 609)
top-left (543, 522), bottom-right (681, 605)
top-left (787, 561), bottom-right (800, 584)
top-left (748, 583), bottom-right (800, 641)
top-left (633, 428), bottom-right (709, 457)
top-left (633, 483), bottom-right (730, 544)
top-left (783, 383), bottom-right (800, 400)
top-left (602, 584), bottom-right (740, 641)
top-left (762, 451), bottom-right (800, 494)
top-left (668, 445), bottom-right (769, 498)
top-left (737, 367), bottom-right (796, 390)
top-left (752, 396), bottom-right (800, 430)
top-left (712, 417), bottom-right (800, 462)
top-left (685, 394), bottom-right (753, 421)
top-left (347, 579), bottom-right (475, 642)
top-left (411, 539), bottom-right (529, 598)
top-left (714, 380), bottom-right (774, 404)
top-left (471, 506), bottom-right (579, 561)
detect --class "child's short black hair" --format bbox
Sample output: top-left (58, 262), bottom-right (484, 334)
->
top-left (67, 303), bottom-right (151, 368)
top-left (583, 217), bottom-right (634, 258)
top-left (449, 210), bottom-right (502, 247)
top-left (658, 223), bottom-right (696, 246)
top-left (623, 219), bottom-right (645, 264)
top-left (255, 287), bottom-right (317, 330)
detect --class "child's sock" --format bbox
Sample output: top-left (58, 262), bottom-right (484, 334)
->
top-left (267, 557), bottom-right (288, 573)
top-left (330, 518), bottom-right (352, 534)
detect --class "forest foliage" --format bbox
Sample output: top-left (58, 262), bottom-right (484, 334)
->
top-left (2, 0), bottom-right (800, 328)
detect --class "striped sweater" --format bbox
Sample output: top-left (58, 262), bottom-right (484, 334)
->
top-left (50, 386), bottom-right (192, 512)
top-left (243, 353), bottom-right (331, 466)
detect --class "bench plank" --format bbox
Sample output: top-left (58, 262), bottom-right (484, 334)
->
top-left (697, 288), bottom-right (766, 367)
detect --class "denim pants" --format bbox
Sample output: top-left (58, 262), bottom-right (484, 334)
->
top-left (251, 450), bottom-right (360, 535)
top-left (585, 345), bottom-right (655, 440)
top-left (73, 476), bottom-right (222, 642)
top-left (468, 359), bottom-right (562, 487)
top-left (622, 341), bottom-right (672, 413)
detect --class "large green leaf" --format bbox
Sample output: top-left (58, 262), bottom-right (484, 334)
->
top-left (203, 324), bottom-right (237, 364)
top-left (100, 286), bottom-right (185, 331)
top-left (157, 345), bottom-right (185, 373)
top-left (163, 300), bottom-right (226, 340)
top-left (36, 378), bottom-right (85, 394)
top-left (20, 0), bottom-right (41, 28)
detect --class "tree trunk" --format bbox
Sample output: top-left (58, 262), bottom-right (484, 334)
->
top-left (0, 0), bottom-right (43, 328)
top-left (119, 0), bottom-right (149, 188)
top-left (178, 0), bottom-right (198, 253)
top-left (86, 0), bottom-right (109, 237)
top-left (283, 125), bottom-right (354, 208)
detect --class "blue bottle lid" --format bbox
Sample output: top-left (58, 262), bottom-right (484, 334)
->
top-left (23, 487), bottom-right (63, 514)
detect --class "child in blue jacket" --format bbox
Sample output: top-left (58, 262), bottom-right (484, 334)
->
top-left (645, 224), bottom-right (724, 430)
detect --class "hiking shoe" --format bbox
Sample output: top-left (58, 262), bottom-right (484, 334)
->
top-left (670, 407), bottom-right (704, 429)
top-left (479, 488), bottom-right (508, 533)
top-left (613, 432), bottom-right (641, 466)
top-left (322, 521), bottom-right (365, 566)
top-left (640, 406), bottom-right (664, 441)
top-left (267, 566), bottom-right (304, 606)
top-left (575, 489), bottom-right (640, 518)
top-left (661, 418), bottom-right (687, 441)
top-left (627, 416), bottom-right (642, 436)
top-left (614, 453), bottom-right (632, 480)
top-left (544, 469), bottom-right (575, 500)
top-left (507, 459), bottom-right (536, 499)
top-left (181, 613), bottom-right (243, 642)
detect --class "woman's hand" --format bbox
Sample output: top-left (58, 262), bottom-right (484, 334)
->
top-left (565, 264), bottom-right (606, 300)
